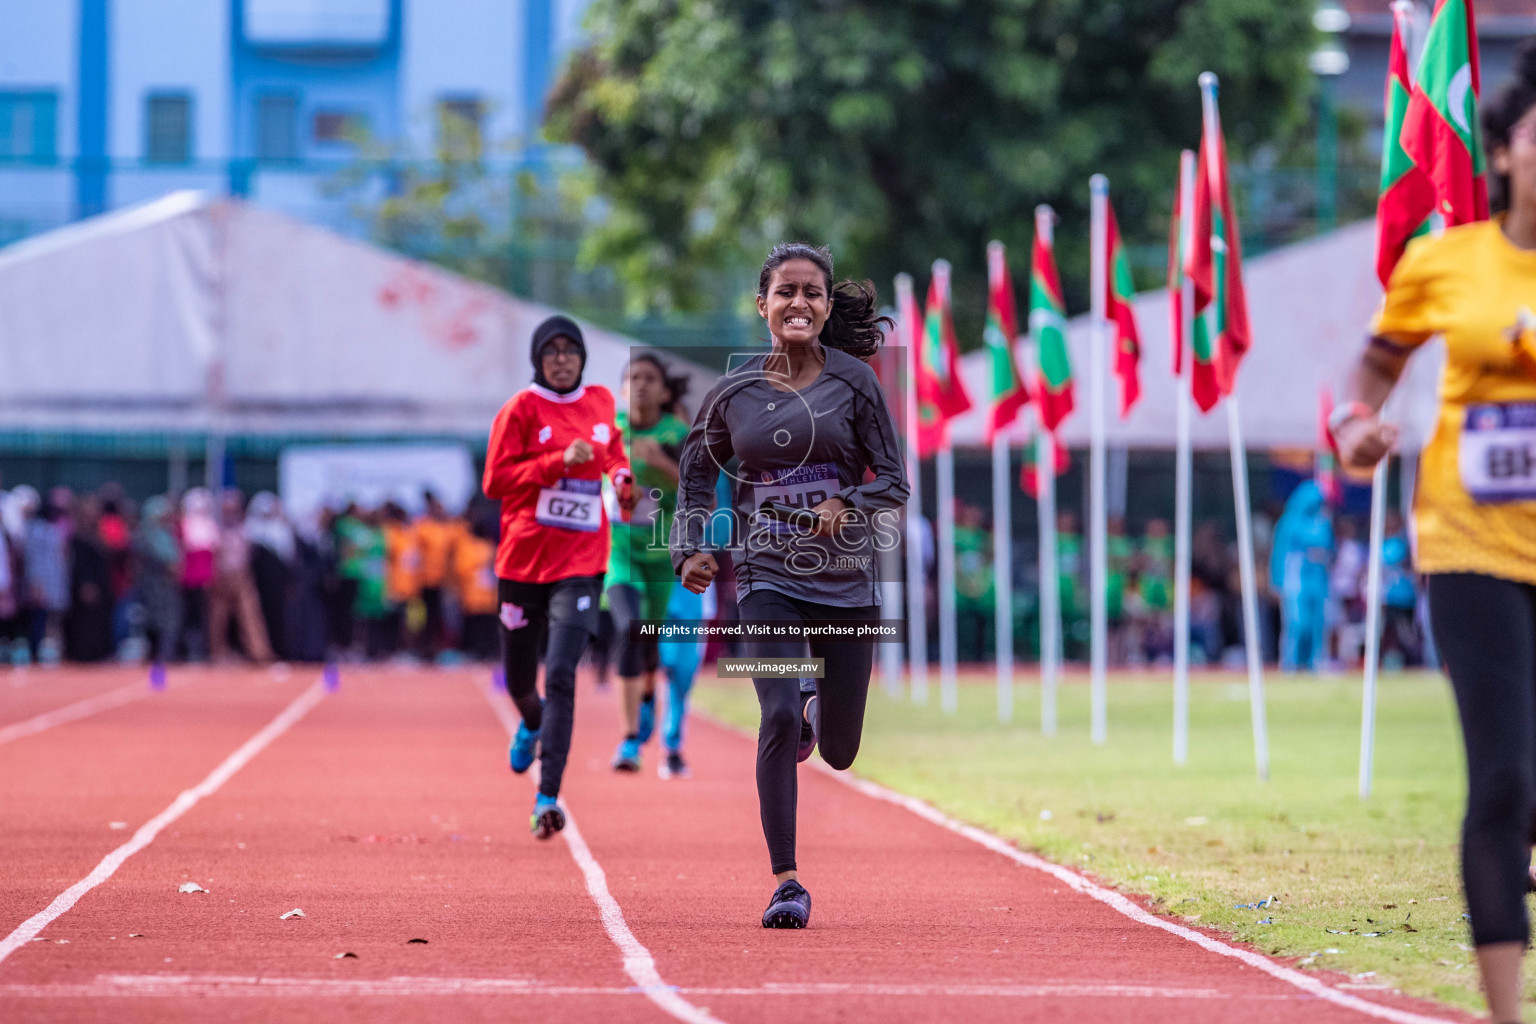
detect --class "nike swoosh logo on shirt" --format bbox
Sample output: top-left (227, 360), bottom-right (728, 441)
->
top-left (813, 409), bottom-right (836, 418)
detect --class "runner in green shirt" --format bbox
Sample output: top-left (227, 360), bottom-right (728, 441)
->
top-left (337, 508), bottom-right (387, 656)
top-left (606, 355), bottom-right (693, 777)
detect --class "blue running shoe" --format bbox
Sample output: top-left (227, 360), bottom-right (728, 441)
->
top-left (530, 794), bottom-right (564, 840)
top-left (508, 721), bottom-right (539, 774)
top-left (611, 737), bottom-right (641, 772)
top-left (797, 690), bottom-right (819, 764)
top-left (636, 693), bottom-right (656, 745)
top-left (761, 879), bottom-right (812, 929)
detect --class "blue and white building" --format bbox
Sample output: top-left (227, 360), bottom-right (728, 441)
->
top-left (0, 0), bottom-right (591, 243)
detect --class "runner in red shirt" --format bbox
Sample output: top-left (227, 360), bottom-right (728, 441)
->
top-left (484, 315), bottom-right (634, 839)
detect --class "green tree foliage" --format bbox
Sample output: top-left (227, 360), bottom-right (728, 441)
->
top-left (548, 0), bottom-right (1316, 330)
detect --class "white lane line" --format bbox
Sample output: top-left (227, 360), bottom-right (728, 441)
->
top-left (808, 759), bottom-right (1459, 1024)
top-left (0, 680), bottom-right (328, 966)
top-left (0, 974), bottom-right (1301, 1000)
top-left (0, 681), bottom-right (161, 747)
top-left (477, 682), bottom-right (724, 1024)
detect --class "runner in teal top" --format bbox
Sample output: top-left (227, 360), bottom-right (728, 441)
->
top-left (606, 354), bottom-right (694, 777)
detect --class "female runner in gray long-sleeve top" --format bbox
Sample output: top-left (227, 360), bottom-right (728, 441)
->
top-left (671, 242), bottom-right (909, 929)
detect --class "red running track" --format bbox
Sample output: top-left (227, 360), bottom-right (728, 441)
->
top-left (0, 666), bottom-right (1474, 1023)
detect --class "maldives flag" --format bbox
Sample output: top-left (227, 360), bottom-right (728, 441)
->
top-left (1019, 428), bottom-right (1071, 499)
top-left (984, 241), bottom-right (1030, 443)
top-left (1185, 83), bottom-right (1251, 407)
top-left (1376, 0), bottom-right (1438, 286)
top-left (916, 260), bottom-right (971, 456)
top-left (905, 280), bottom-right (945, 458)
top-left (1030, 221), bottom-right (1074, 432)
top-left (1168, 163), bottom-right (1219, 412)
top-left (1401, 0), bottom-right (1488, 228)
top-left (1103, 200), bottom-right (1142, 417)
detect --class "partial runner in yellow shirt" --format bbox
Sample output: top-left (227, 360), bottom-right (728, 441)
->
top-left (1333, 49), bottom-right (1536, 1024)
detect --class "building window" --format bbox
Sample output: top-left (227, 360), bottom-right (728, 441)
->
top-left (256, 93), bottom-right (299, 161)
top-left (244, 0), bottom-right (391, 48)
top-left (312, 109), bottom-right (369, 145)
top-left (0, 92), bottom-right (58, 162)
top-left (145, 92), bottom-right (192, 164)
top-left (436, 97), bottom-right (483, 159)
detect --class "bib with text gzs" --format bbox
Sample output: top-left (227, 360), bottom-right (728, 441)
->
top-left (536, 478), bottom-right (602, 532)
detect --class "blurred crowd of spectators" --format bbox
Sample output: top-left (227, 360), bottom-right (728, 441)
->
top-left (0, 483), bottom-right (501, 667)
top-left (0, 478), bottom-right (1428, 674)
top-left (946, 482), bottom-right (1427, 672)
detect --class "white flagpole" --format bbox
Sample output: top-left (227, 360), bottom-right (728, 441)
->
top-left (1037, 420), bottom-right (1059, 736)
top-left (937, 446), bottom-right (959, 714)
top-left (1173, 149), bottom-right (1196, 766)
top-left (988, 244), bottom-right (1016, 725)
top-left (1359, 456), bottom-right (1389, 797)
top-left (1361, 0), bottom-right (1422, 796)
top-left (896, 273), bottom-right (929, 705)
top-left (1088, 175), bottom-right (1110, 746)
top-left (1201, 71), bottom-right (1269, 782)
top-left (879, 345), bottom-right (904, 699)
top-left (1034, 206), bottom-right (1061, 736)
top-left (934, 260), bottom-right (961, 715)
top-left (992, 427), bottom-right (1014, 724)
top-left (1227, 395), bottom-right (1271, 781)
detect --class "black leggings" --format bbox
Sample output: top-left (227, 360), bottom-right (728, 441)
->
top-left (499, 575), bottom-right (602, 799)
top-left (1429, 572), bottom-right (1536, 947)
top-left (606, 583), bottom-right (660, 679)
top-left (739, 588), bottom-right (877, 875)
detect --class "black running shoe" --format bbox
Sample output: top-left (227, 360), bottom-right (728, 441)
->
top-left (659, 750), bottom-right (690, 779)
top-left (761, 879), bottom-right (812, 929)
top-left (797, 690), bottom-right (819, 763)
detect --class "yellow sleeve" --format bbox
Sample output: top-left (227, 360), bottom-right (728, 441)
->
top-left (1371, 234), bottom-right (1443, 348)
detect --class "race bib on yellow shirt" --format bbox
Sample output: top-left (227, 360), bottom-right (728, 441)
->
top-left (536, 478), bottom-right (602, 532)
top-left (1461, 403), bottom-right (1536, 503)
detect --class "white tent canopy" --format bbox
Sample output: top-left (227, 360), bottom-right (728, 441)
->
top-left (943, 219), bottom-right (1442, 451)
top-left (0, 191), bottom-right (713, 440)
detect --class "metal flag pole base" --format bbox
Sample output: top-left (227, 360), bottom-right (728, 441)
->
top-left (1358, 457), bottom-right (1389, 798)
top-left (1226, 395), bottom-right (1269, 782)
top-left (1037, 427), bottom-right (1059, 737)
top-left (937, 447), bottom-right (959, 715)
top-left (992, 433), bottom-right (1015, 724)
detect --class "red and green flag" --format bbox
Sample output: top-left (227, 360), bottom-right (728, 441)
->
top-left (1168, 158), bottom-right (1219, 412)
top-left (1102, 199), bottom-right (1142, 417)
top-left (1185, 84), bottom-right (1251, 408)
top-left (1401, 0), bottom-right (1488, 229)
top-left (984, 241), bottom-right (1030, 443)
top-left (1376, 0), bottom-right (1438, 286)
top-left (1019, 427), bottom-right (1071, 499)
top-left (905, 280), bottom-right (944, 458)
top-left (916, 260), bottom-right (971, 456)
top-left (1029, 213), bottom-right (1074, 432)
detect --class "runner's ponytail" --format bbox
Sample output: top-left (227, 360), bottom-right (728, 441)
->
top-left (822, 279), bottom-right (891, 363)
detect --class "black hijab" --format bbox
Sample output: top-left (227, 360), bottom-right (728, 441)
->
top-left (530, 315), bottom-right (587, 394)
